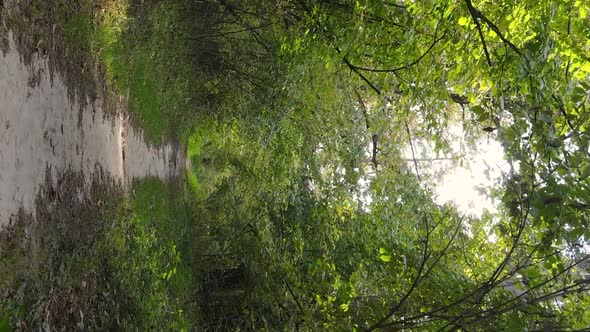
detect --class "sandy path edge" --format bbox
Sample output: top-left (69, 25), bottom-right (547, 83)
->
top-left (0, 31), bottom-right (182, 228)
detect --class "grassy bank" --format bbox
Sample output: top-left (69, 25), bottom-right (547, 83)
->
top-left (0, 171), bottom-right (126, 330)
top-left (4, 0), bottom-right (211, 143)
top-left (95, 1), bottom-right (227, 144)
top-left (110, 178), bottom-right (202, 330)
top-left (0, 1), bottom-right (210, 330)
top-left (0, 173), bottom-right (203, 330)
top-left (97, 1), bottom-right (203, 143)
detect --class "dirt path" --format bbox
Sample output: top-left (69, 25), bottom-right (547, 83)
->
top-left (0, 31), bottom-right (182, 228)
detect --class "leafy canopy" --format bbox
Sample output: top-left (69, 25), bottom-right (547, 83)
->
top-left (185, 0), bottom-right (590, 330)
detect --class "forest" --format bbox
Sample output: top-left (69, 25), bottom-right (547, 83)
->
top-left (0, 0), bottom-right (589, 331)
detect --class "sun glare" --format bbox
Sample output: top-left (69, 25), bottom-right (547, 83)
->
top-left (434, 136), bottom-right (508, 216)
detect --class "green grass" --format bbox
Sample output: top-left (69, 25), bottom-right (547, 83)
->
top-left (10, 0), bottom-right (202, 143)
top-left (0, 172), bottom-right (126, 330)
top-left (93, 1), bottom-right (207, 144)
top-left (110, 178), bottom-right (202, 330)
top-left (0, 176), bottom-right (203, 330)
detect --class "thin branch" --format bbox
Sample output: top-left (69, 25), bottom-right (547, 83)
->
top-left (464, 0), bottom-right (492, 66)
top-left (552, 94), bottom-right (576, 132)
top-left (391, 256), bottom-right (589, 331)
top-left (219, 0), bottom-right (272, 51)
top-left (378, 172), bottom-right (540, 330)
top-left (367, 216), bottom-right (432, 331)
top-left (187, 23), bottom-right (273, 40)
top-left (464, 0), bottom-right (521, 60)
top-left (284, 278), bottom-right (305, 314)
top-left (355, 89), bottom-right (372, 131)
top-left (340, 52), bottom-right (382, 95)
top-left (354, 89), bottom-right (379, 170)
top-left (404, 122), bottom-right (422, 182)
top-left (477, 12), bottom-right (521, 56)
top-left (346, 31), bottom-right (446, 73)
top-left (423, 216), bottom-right (463, 278)
top-left (449, 255), bottom-right (590, 327)
top-left (565, 14), bottom-right (572, 80)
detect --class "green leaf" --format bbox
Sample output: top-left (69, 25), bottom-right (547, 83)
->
top-left (526, 268), bottom-right (542, 286)
top-left (443, 5), bottom-right (454, 19)
top-left (568, 228), bottom-right (583, 241)
top-left (458, 17), bottom-right (469, 26)
top-left (538, 112), bottom-right (552, 124)
top-left (379, 248), bottom-right (391, 261)
top-left (471, 105), bottom-right (485, 115)
top-left (477, 112), bottom-right (490, 123)
top-left (506, 312), bottom-right (525, 331)
top-left (0, 313), bottom-right (10, 332)
top-left (572, 86), bottom-right (586, 104)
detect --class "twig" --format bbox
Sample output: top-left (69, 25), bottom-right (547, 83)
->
top-left (552, 94), bottom-right (576, 132)
top-left (464, 0), bottom-right (521, 66)
top-left (187, 23), bottom-right (273, 40)
top-left (464, 0), bottom-right (492, 66)
top-left (404, 122), bottom-right (422, 182)
top-left (354, 89), bottom-right (379, 170)
top-left (346, 32), bottom-right (446, 73)
top-left (341, 52), bottom-right (382, 95)
top-left (367, 215), bottom-right (432, 331)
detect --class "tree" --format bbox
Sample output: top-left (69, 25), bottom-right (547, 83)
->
top-left (187, 0), bottom-right (590, 329)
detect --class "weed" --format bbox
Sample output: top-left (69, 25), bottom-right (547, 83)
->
top-left (109, 177), bottom-right (200, 330)
top-left (0, 169), bottom-right (125, 330)
top-left (95, 1), bottom-right (219, 144)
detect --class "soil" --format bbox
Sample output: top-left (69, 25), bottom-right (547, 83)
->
top-left (0, 32), bottom-right (182, 229)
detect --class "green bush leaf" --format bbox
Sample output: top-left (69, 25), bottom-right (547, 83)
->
top-left (0, 313), bottom-right (11, 332)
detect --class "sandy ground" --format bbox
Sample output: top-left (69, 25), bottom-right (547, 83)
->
top-left (0, 31), bottom-right (181, 228)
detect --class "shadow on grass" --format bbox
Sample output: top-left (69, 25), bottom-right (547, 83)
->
top-left (0, 171), bottom-right (208, 330)
top-left (0, 167), bottom-right (126, 330)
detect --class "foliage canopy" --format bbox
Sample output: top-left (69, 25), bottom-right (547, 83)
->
top-left (185, 0), bottom-right (590, 330)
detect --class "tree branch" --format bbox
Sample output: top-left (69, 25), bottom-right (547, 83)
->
top-left (354, 89), bottom-right (379, 170)
top-left (367, 215), bottom-right (432, 331)
top-left (340, 53), bottom-right (382, 95)
top-left (464, 0), bottom-right (521, 65)
top-left (345, 31), bottom-right (446, 74)
top-left (464, 0), bottom-right (492, 66)
top-left (404, 122), bottom-right (422, 182)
